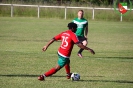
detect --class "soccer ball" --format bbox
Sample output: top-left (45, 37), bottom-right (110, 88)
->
top-left (71, 73), bottom-right (80, 81)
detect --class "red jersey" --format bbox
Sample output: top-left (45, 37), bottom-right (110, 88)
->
top-left (54, 30), bottom-right (79, 58)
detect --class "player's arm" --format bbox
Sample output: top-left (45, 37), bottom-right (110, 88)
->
top-left (42, 38), bottom-right (55, 52)
top-left (76, 42), bottom-right (95, 55)
top-left (84, 23), bottom-right (88, 39)
top-left (42, 33), bottom-right (61, 52)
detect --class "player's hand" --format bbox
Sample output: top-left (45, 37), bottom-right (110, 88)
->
top-left (42, 46), bottom-right (47, 52)
top-left (89, 49), bottom-right (95, 55)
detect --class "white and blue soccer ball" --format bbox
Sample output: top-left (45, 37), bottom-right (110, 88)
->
top-left (71, 73), bottom-right (80, 81)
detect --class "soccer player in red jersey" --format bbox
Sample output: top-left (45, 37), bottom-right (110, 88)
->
top-left (38, 22), bottom-right (95, 81)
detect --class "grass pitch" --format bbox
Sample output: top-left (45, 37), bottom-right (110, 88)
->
top-left (0, 17), bottom-right (133, 88)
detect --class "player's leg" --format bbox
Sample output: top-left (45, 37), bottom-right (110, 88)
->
top-left (78, 39), bottom-right (88, 58)
top-left (65, 64), bottom-right (70, 75)
top-left (38, 64), bottom-right (62, 81)
top-left (64, 59), bottom-right (71, 79)
top-left (38, 54), bottom-right (69, 81)
top-left (44, 64), bottom-right (61, 77)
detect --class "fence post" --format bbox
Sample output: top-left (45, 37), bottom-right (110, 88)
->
top-left (38, 5), bottom-right (40, 18)
top-left (92, 7), bottom-right (94, 20)
top-left (120, 13), bottom-right (122, 21)
top-left (65, 6), bottom-right (67, 20)
top-left (11, 4), bottom-right (13, 17)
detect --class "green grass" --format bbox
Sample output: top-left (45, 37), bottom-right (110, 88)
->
top-left (0, 17), bottom-right (133, 88)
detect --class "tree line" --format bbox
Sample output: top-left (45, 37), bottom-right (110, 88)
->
top-left (0, 0), bottom-right (131, 6)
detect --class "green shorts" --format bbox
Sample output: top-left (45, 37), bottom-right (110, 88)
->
top-left (58, 54), bottom-right (70, 67)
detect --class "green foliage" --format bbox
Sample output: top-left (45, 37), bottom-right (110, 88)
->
top-left (40, 8), bottom-right (64, 18)
top-left (0, 0), bottom-right (133, 21)
top-left (0, 17), bottom-right (133, 88)
top-left (1, 0), bottom-right (114, 6)
top-left (0, 5), bottom-right (133, 21)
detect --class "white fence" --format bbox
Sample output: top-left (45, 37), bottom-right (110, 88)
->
top-left (0, 4), bottom-right (132, 21)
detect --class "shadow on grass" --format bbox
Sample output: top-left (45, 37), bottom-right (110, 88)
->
top-left (101, 57), bottom-right (133, 59)
top-left (0, 74), bottom-right (133, 84)
top-left (85, 56), bottom-right (133, 59)
top-left (0, 74), bottom-right (38, 77)
top-left (0, 74), bottom-right (65, 78)
top-left (79, 79), bottom-right (133, 84)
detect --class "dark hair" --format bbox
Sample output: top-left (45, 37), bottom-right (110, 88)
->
top-left (67, 22), bottom-right (77, 29)
top-left (78, 10), bottom-right (84, 13)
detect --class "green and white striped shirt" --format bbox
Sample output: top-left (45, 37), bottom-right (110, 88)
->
top-left (72, 18), bottom-right (88, 37)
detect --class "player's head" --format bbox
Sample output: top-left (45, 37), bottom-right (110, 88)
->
top-left (78, 10), bottom-right (84, 19)
top-left (67, 22), bottom-right (77, 33)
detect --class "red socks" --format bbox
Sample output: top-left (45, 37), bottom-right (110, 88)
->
top-left (44, 64), bottom-right (70, 77)
top-left (65, 64), bottom-right (70, 74)
top-left (44, 68), bottom-right (57, 77)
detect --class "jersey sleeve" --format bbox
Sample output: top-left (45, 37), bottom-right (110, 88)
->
top-left (71, 33), bottom-right (79, 44)
top-left (54, 33), bottom-right (62, 40)
top-left (85, 19), bottom-right (88, 26)
top-left (86, 21), bottom-right (88, 26)
top-left (72, 20), bottom-right (74, 22)
top-left (72, 18), bottom-right (76, 22)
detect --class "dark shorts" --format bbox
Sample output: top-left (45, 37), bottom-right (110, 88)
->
top-left (58, 54), bottom-right (70, 67)
top-left (77, 36), bottom-right (87, 42)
